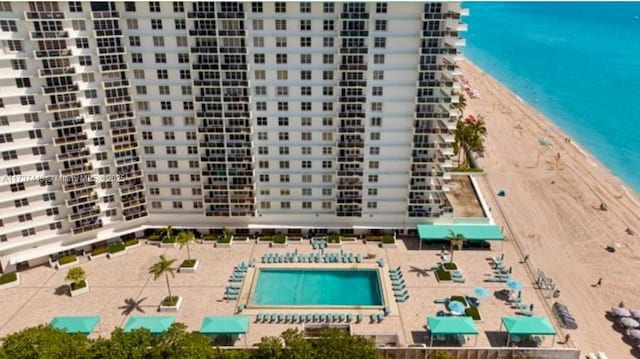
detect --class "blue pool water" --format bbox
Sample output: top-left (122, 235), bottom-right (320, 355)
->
top-left (251, 268), bottom-right (383, 306)
top-left (463, 2), bottom-right (640, 194)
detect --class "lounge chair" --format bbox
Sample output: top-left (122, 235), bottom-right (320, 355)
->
top-left (356, 314), bottom-right (363, 323)
top-left (433, 297), bottom-right (449, 304)
top-left (394, 291), bottom-right (408, 298)
top-left (256, 314), bottom-right (263, 322)
top-left (377, 314), bottom-right (384, 322)
top-left (396, 294), bottom-right (410, 302)
top-left (515, 303), bottom-right (529, 310)
top-left (453, 277), bottom-right (466, 283)
top-left (391, 277), bottom-right (405, 285)
top-left (465, 296), bottom-right (480, 307)
top-left (229, 277), bottom-right (243, 282)
top-left (333, 314), bottom-right (339, 322)
top-left (225, 293), bottom-right (238, 300)
top-left (346, 314), bottom-right (353, 322)
top-left (237, 304), bottom-right (245, 313)
top-left (277, 314), bottom-right (284, 322)
top-left (306, 314), bottom-right (312, 322)
top-left (390, 266), bottom-right (401, 273)
top-left (377, 258), bottom-right (385, 267)
top-left (313, 313), bottom-right (318, 322)
top-left (356, 254), bottom-right (362, 263)
top-left (292, 314), bottom-right (299, 322)
top-left (510, 297), bottom-right (522, 304)
top-left (225, 288), bottom-right (239, 293)
top-left (285, 314), bottom-right (292, 322)
top-left (383, 306), bottom-right (391, 315)
top-left (517, 310), bottom-right (533, 317)
top-left (370, 314), bottom-right (377, 323)
top-left (392, 284), bottom-right (406, 291)
top-left (271, 314), bottom-right (277, 322)
top-left (318, 314), bottom-right (325, 322)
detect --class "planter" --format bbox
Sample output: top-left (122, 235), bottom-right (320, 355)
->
top-left (70, 280), bottom-right (89, 297)
top-left (270, 240), bottom-right (288, 248)
top-left (107, 249), bottom-right (127, 259)
top-left (232, 236), bottom-right (249, 244)
top-left (159, 296), bottom-right (183, 312)
top-left (160, 241), bottom-right (177, 248)
top-left (0, 273), bottom-right (20, 290)
top-left (124, 239), bottom-right (141, 249)
top-left (178, 259), bottom-right (199, 273)
top-left (381, 242), bottom-right (397, 249)
top-left (216, 235), bottom-right (234, 248)
top-left (55, 257), bottom-right (79, 270)
top-left (287, 236), bottom-right (304, 243)
top-left (88, 252), bottom-right (107, 261)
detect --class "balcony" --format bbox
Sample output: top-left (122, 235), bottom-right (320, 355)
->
top-left (124, 207), bottom-right (148, 221)
top-left (337, 140), bottom-right (364, 148)
top-left (69, 207), bottom-right (100, 221)
top-left (71, 220), bottom-right (103, 235)
top-left (445, 37), bottom-right (466, 48)
top-left (91, 10), bottom-right (119, 19)
top-left (98, 46), bottom-right (126, 55)
top-left (107, 111), bottom-right (135, 121)
top-left (47, 101), bottom-right (82, 112)
top-left (119, 183), bottom-right (144, 196)
top-left (122, 197), bottom-right (146, 209)
top-left (105, 95), bottom-right (132, 104)
top-left (34, 49), bottom-right (72, 59)
top-left (66, 193), bottom-right (98, 207)
top-left (38, 67), bottom-right (75, 77)
top-left (42, 83), bottom-right (79, 95)
top-left (113, 141), bottom-right (137, 152)
top-left (204, 196), bottom-right (228, 204)
top-left (337, 154), bottom-right (364, 162)
top-left (60, 163), bottom-right (92, 176)
top-left (338, 96), bottom-right (366, 103)
top-left (337, 170), bottom-right (363, 177)
top-left (339, 64), bottom-right (367, 71)
top-left (118, 170), bottom-right (142, 180)
top-left (339, 30), bottom-right (369, 37)
top-left (94, 29), bottom-right (123, 38)
top-left (53, 133), bottom-right (87, 145)
top-left (30, 31), bottom-right (68, 40)
top-left (50, 116), bottom-right (84, 129)
top-left (110, 126), bottom-right (136, 136)
top-left (62, 179), bottom-right (96, 192)
top-left (189, 29), bottom-right (218, 37)
top-left (57, 148), bottom-right (90, 161)
top-left (100, 63), bottom-right (128, 72)
top-left (24, 11), bottom-right (64, 20)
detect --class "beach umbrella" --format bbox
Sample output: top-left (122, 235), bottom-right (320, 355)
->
top-left (628, 329), bottom-right (640, 340)
top-left (631, 309), bottom-right (640, 319)
top-left (506, 279), bottom-right (523, 291)
top-left (620, 317), bottom-right (640, 328)
top-left (447, 301), bottom-right (466, 315)
top-left (473, 287), bottom-right (490, 298)
top-left (613, 307), bottom-right (631, 317)
top-left (538, 138), bottom-right (552, 146)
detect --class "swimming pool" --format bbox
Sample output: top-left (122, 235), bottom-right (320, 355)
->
top-left (251, 268), bottom-right (383, 306)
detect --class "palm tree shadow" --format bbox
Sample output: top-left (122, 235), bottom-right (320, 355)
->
top-left (408, 266), bottom-right (430, 277)
top-left (119, 297), bottom-right (148, 315)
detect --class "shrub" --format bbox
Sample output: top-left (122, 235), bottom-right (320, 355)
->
top-left (91, 247), bottom-right (108, 256)
top-left (162, 236), bottom-right (176, 244)
top-left (273, 234), bottom-right (286, 244)
top-left (327, 234), bottom-right (340, 243)
top-left (435, 269), bottom-right (451, 281)
top-left (465, 306), bottom-right (481, 320)
top-left (108, 243), bottom-right (126, 254)
top-left (258, 236), bottom-right (272, 242)
top-left (218, 235), bottom-right (232, 244)
top-left (180, 259), bottom-right (197, 268)
top-left (148, 234), bottom-right (161, 241)
top-left (162, 296), bottom-right (180, 306)
top-left (0, 272), bottom-right (17, 285)
top-left (124, 239), bottom-right (139, 247)
top-left (443, 262), bottom-right (458, 270)
top-left (70, 280), bottom-right (87, 291)
top-left (203, 234), bottom-right (217, 241)
top-left (366, 236), bottom-right (382, 242)
top-left (58, 255), bottom-right (77, 265)
top-left (382, 235), bottom-right (395, 244)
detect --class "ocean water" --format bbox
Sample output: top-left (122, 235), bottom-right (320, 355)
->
top-left (463, 2), bottom-right (640, 194)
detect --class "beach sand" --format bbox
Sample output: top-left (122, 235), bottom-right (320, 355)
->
top-left (461, 60), bottom-right (640, 357)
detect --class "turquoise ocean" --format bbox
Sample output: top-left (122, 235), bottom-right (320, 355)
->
top-left (462, 2), bottom-right (640, 194)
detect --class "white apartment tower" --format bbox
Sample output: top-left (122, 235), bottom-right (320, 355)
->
top-left (0, 1), bottom-right (467, 271)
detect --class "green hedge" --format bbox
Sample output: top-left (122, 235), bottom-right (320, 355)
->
top-left (465, 306), bottom-right (481, 320)
top-left (273, 234), bottom-right (286, 244)
top-left (148, 234), bottom-right (162, 241)
top-left (162, 296), bottom-right (180, 306)
top-left (327, 234), bottom-right (341, 243)
top-left (108, 243), bottom-right (126, 254)
top-left (70, 280), bottom-right (87, 291)
top-left (0, 272), bottom-right (18, 285)
top-left (58, 255), bottom-right (77, 265)
top-left (218, 235), bottom-right (232, 244)
top-left (203, 234), bottom-right (217, 241)
top-left (124, 239), bottom-right (139, 247)
top-left (443, 262), bottom-right (458, 270)
top-left (435, 269), bottom-right (452, 281)
top-left (162, 236), bottom-right (176, 244)
top-left (91, 247), bottom-right (107, 256)
top-left (258, 236), bottom-right (272, 241)
top-left (382, 235), bottom-right (395, 244)
top-left (180, 259), bottom-right (197, 268)
top-left (366, 236), bottom-right (382, 242)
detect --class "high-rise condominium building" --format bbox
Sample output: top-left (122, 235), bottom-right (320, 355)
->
top-left (0, 1), bottom-right (467, 271)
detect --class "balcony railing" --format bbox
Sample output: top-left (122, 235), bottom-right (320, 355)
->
top-left (47, 101), bottom-right (82, 112)
top-left (24, 11), bottom-right (64, 20)
top-left (42, 83), bottom-right (79, 95)
top-left (34, 49), bottom-right (72, 59)
top-left (30, 30), bottom-right (68, 39)
top-left (38, 67), bottom-right (75, 77)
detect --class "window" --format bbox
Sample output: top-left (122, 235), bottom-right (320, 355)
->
top-left (301, 117), bottom-right (312, 126)
top-left (254, 54), bottom-right (265, 63)
top-left (256, 102), bottom-right (266, 111)
top-left (178, 53), bottom-right (189, 63)
top-left (75, 38), bottom-right (89, 48)
top-left (277, 70), bottom-right (288, 80)
top-left (151, 19), bottom-right (162, 30)
top-left (7, 40), bottom-right (22, 52)
top-left (155, 53), bottom-right (166, 63)
top-left (370, 147), bottom-right (380, 155)
top-left (181, 85), bottom-right (192, 95)
top-left (301, 102), bottom-right (311, 111)
top-left (279, 147), bottom-right (289, 155)
top-left (165, 131), bottom-right (175, 140)
top-left (281, 202), bottom-right (290, 209)
top-left (322, 117), bottom-right (333, 126)
top-left (149, 1), bottom-right (160, 12)
top-left (72, 20), bottom-right (85, 31)
top-left (252, 19), bottom-right (263, 30)
top-left (276, 54), bottom-right (287, 64)
top-left (276, 37), bottom-right (287, 47)
top-left (300, 54), bottom-right (311, 64)
top-left (259, 174), bottom-right (269, 182)
top-left (368, 175), bottom-right (379, 183)
top-left (157, 69), bottom-right (168, 79)
top-left (301, 70), bottom-right (311, 80)
top-left (20, 96), bottom-right (35, 105)
top-left (374, 54), bottom-right (385, 64)
top-left (371, 102), bottom-right (382, 112)
top-left (257, 117), bottom-right (267, 126)
top-left (372, 86), bottom-right (383, 96)
top-left (159, 85), bottom-right (170, 95)
top-left (176, 36), bottom-right (187, 47)
top-left (301, 132), bottom-right (311, 141)
top-left (136, 85), bottom-right (147, 95)
top-left (323, 54), bottom-right (334, 64)
top-left (278, 102), bottom-right (288, 111)
top-left (323, 2), bottom-right (334, 13)
top-left (370, 132), bottom-right (381, 140)
top-left (254, 70), bottom-right (265, 80)
top-left (368, 188), bottom-right (378, 196)
top-left (172, 201), bottom-right (183, 209)
top-left (373, 70), bottom-right (384, 80)
top-left (175, 19), bottom-right (186, 30)
top-left (15, 78), bottom-right (30, 88)
top-left (253, 37), bottom-right (264, 47)
top-left (301, 87), bottom-right (311, 96)
top-left (375, 20), bottom-right (387, 31)
top-left (300, 20), bottom-right (311, 31)
top-left (300, 37), bottom-right (311, 47)
top-left (370, 117), bottom-right (382, 126)
top-left (323, 20), bottom-right (334, 31)
top-left (10, 59), bottom-right (26, 70)
top-left (129, 36), bottom-right (140, 46)
top-left (280, 175), bottom-right (290, 183)
top-left (125, 2), bottom-right (136, 11)
top-left (302, 175), bottom-right (312, 183)
top-left (276, 86), bottom-right (287, 96)
top-left (0, 2), bottom-right (11, 11)
top-left (275, 2), bottom-right (286, 13)
top-left (300, 2), bottom-right (311, 13)
top-left (69, 1), bottom-right (82, 11)
top-left (161, 101), bottom-right (172, 110)
top-left (183, 101), bottom-right (193, 110)
top-left (179, 70), bottom-right (190, 79)
top-left (78, 55), bottom-right (91, 66)
top-left (275, 20), bottom-right (286, 31)
top-left (279, 160), bottom-right (289, 168)
top-left (153, 36), bottom-right (164, 47)
top-left (322, 71), bottom-right (333, 80)
top-left (252, 2), bottom-right (262, 12)
top-left (374, 37), bottom-right (386, 48)
top-left (173, 1), bottom-right (184, 12)
top-left (323, 37), bottom-right (334, 48)
top-left (126, 19), bottom-right (138, 29)
top-left (367, 202), bottom-right (378, 209)
top-left (255, 86), bottom-right (267, 96)
top-left (323, 87), bottom-right (333, 96)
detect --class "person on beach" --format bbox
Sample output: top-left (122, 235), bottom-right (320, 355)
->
top-left (593, 278), bottom-right (602, 287)
top-left (563, 333), bottom-right (571, 344)
top-left (522, 254), bottom-right (530, 263)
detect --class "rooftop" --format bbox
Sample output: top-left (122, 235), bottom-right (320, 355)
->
top-left (446, 175), bottom-right (486, 218)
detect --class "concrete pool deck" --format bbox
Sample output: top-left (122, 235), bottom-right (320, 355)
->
top-left (0, 238), bottom-right (569, 348)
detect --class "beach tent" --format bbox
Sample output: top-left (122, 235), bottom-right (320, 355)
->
top-left (426, 316), bottom-right (479, 346)
top-left (123, 316), bottom-right (175, 334)
top-left (417, 224), bottom-right (504, 249)
top-left (501, 316), bottom-right (556, 347)
top-left (50, 316), bottom-right (100, 335)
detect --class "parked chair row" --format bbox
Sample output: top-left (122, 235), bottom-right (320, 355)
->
top-left (261, 251), bottom-right (363, 264)
top-left (390, 267), bottom-right (410, 302)
top-left (452, 270), bottom-right (466, 284)
top-left (229, 263), bottom-right (247, 283)
top-left (312, 239), bottom-right (327, 250)
top-left (256, 312), bottom-right (363, 324)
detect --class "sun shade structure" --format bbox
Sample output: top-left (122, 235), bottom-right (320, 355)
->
top-left (427, 316), bottom-right (478, 346)
top-left (123, 316), bottom-right (175, 334)
top-left (417, 224), bottom-right (504, 249)
top-left (50, 316), bottom-right (99, 334)
top-left (501, 316), bottom-right (556, 347)
top-left (200, 316), bottom-right (249, 335)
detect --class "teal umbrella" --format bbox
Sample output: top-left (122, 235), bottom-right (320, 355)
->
top-left (473, 287), bottom-right (490, 298)
top-left (447, 301), bottom-right (466, 314)
top-left (507, 279), bottom-right (523, 291)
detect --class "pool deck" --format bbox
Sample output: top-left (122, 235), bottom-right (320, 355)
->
top-left (0, 238), bottom-right (568, 348)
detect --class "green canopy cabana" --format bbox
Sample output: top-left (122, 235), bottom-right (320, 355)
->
top-left (501, 316), bottom-right (557, 347)
top-left (124, 316), bottom-right (175, 334)
top-left (50, 316), bottom-right (100, 335)
top-left (426, 316), bottom-right (479, 346)
top-left (200, 316), bottom-right (249, 335)
top-left (417, 224), bottom-right (504, 249)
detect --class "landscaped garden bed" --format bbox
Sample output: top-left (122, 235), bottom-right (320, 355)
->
top-left (123, 238), bottom-right (140, 248)
top-left (55, 255), bottom-right (78, 269)
top-left (442, 262), bottom-right (458, 271)
top-left (147, 234), bottom-right (162, 244)
top-left (0, 272), bottom-right (20, 290)
top-left (160, 236), bottom-right (177, 248)
top-left (201, 234), bottom-right (218, 244)
top-left (178, 259), bottom-right (199, 273)
top-left (381, 235), bottom-right (397, 248)
top-left (216, 235), bottom-right (233, 247)
top-left (435, 269), bottom-right (452, 282)
top-left (287, 236), bottom-right (303, 243)
top-left (159, 296), bottom-right (183, 312)
top-left (465, 306), bottom-right (482, 321)
top-left (88, 247), bottom-right (108, 260)
top-left (326, 234), bottom-right (342, 248)
top-left (270, 234), bottom-right (287, 248)
top-left (107, 243), bottom-right (127, 258)
top-left (70, 279), bottom-right (88, 297)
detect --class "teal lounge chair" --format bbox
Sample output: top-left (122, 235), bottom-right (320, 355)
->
top-left (278, 314), bottom-right (285, 322)
top-left (339, 314), bottom-right (345, 322)
top-left (346, 314), bottom-right (353, 322)
top-left (256, 314), bottom-right (263, 322)
top-left (433, 297), bottom-right (449, 304)
top-left (356, 254), bottom-right (362, 263)
top-left (306, 314), bottom-right (312, 322)
top-left (357, 314), bottom-right (363, 323)
top-left (285, 314), bottom-right (292, 322)
top-left (333, 314), bottom-right (339, 322)
top-left (271, 314), bottom-right (277, 322)
top-left (377, 314), bottom-right (384, 322)
top-left (370, 314), bottom-right (377, 323)
top-left (383, 306), bottom-right (391, 315)
top-left (392, 278), bottom-right (405, 286)
top-left (237, 304), bottom-right (245, 313)
top-left (396, 294), bottom-right (410, 302)
top-left (225, 293), bottom-right (238, 300)
top-left (229, 277), bottom-right (243, 282)
top-left (318, 314), bottom-right (325, 322)
top-left (292, 314), bottom-right (299, 322)
top-left (263, 314), bottom-right (270, 323)
top-left (517, 310), bottom-right (533, 317)
top-left (453, 277), bottom-right (466, 283)
top-left (392, 284), bottom-right (406, 290)
top-left (515, 303), bottom-right (530, 310)
top-left (390, 266), bottom-right (401, 273)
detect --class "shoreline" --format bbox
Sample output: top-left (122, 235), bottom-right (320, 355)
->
top-left (462, 59), bottom-right (640, 357)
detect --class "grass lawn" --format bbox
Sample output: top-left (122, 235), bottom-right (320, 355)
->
top-left (465, 306), bottom-right (482, 320)
top-left (435, 269), bottom-right (452, 281)
top-left (0, 272), bottom-right (18, 285)
top-left (58, 255), bottom-right (77, 265)
top-left (162, 296), bottom-right (180, 306)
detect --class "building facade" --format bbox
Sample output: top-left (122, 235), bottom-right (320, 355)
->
top-left (0, 1), bottom-right (467, 271)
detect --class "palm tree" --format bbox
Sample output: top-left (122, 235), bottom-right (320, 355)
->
top-left (66, 266), bottom-right (86, 290)
top-left (149, 255), bottom-right (177, 301)
top-left (453, 120), bottom-right (473, 166)
top-left (162, 225), bottom-right (173, 241)
top-left (467, 115), bottom-right (488, 156)
top-left (176, 231), bottom-right (195, 260)
top-left (451, 91), bottom-right (467, 120)
top-left (446, 230), bottom-right (466, 263)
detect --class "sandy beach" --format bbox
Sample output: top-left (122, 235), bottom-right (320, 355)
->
top-left (461, 60), bottom-right (640, 357)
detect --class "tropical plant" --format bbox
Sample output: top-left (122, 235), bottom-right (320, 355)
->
top-left (65, 267), bottom-right (86, 290)
top-left (428, 350), bottom-right (455, 359)
top-left (446, 230), bottom-right (466, 263)
top-left (1, 325), bottom-right (91, 359)
top-left (90, 327), bottom-right (153, 359)
top-left (453, 114), bottom-right (488, 167)
top-left (148, 255), bottom-right (177, 304)
top-left (176, 231), bottom-right (195, 260)
top-left (162, 225), bottom-right (173, 241)
top-left (453, 119), bottom-right (473, 166)
top-left (466, 114), bottom-right (487, 156)
top-left (222, 227), bottom-right (233, 241)
top-left (152, 323), bottom-right (213, 358)
top-left (451, 91), bottom-right (467, 120)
